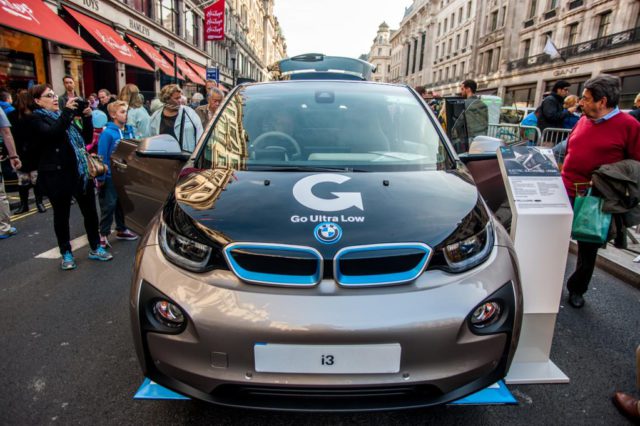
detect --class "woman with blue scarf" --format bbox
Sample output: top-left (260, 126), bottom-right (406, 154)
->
top-left (28, 84), bottom-right (113, 270)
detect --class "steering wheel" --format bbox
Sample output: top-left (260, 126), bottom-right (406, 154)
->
top-left (251, 131), bottom-right (301, 158)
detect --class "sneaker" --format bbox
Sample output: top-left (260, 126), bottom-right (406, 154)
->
top-left (99, 235), bottom-right (111, 249)
top-left (116, 229), bottom-right (139, 241)
top-left (61, 251), bottom-right (77, 270)
top-left (0, 226), bottom-right (17, 239)
top-left (88, 246), bottom-right (113, 262)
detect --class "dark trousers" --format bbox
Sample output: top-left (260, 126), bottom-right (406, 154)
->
top-left (566, 240), bottom-right (601, 295)
top-left (48, 180), bottom-right (100, 254)
top-left (98, 177), bottom-right (125, 236)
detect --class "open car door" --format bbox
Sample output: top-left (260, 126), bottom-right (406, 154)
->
top-left (111, 135), bottom-right (188, 235)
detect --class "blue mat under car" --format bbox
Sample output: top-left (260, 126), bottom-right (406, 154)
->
top-left (134, 378), bottom-right (517, 405)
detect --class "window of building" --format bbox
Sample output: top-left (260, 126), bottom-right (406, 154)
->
top-left (495, 47), bottom-right (501, 71)
top-left (528, 0), bottom-right (537, 19)
top-left (597, 11), bottom-right (612, 38)
top-left (467, 1), bottom-right (472, 19)
top-left (433, 71), bottom-right (437, 83)
top-left (452, 64), bottom-right (457, 78)
top-left (461, 61), bottom-right (465, 76)
top-left (435, 45), bottom-right (439, 58)
top-left (523, 38), bottom-right (531, 57)
top-left (157, 0), bottom-right (178, 33)
top-left (378, 48), bottom-right (381, 55)
top-left (541, 31), bottom-right (552, 51)
top-left (185, 11), bottom-right (200, 47)
top-left (464, 29), bottom-right (469, 46)
top-left (547, 0), bottom-right (557, 10)
top-left (456, 34), bottom-right (460, 50)
top-left (459, 7), bottom-right (463, 24)
top-left (490, 10), bottom-right (498, 31)
top-left (445, 18), bottom-right (448, 31)
top-left (500, 6), bottom-right (506, 27)
top-left (486, 49), bottom-right (493, 73)
top-left (448, 38), bottom-right (452, 53)
top-left (567, 23), bottom-right (579, 46)
top-left (445, 67), bottom-right (449, 80)
top-left (438, 22), bottom-right (442, 37)
top-left (439, 69), bottom-right (443, 81)
top-left (413, 38), bottom-right (418, 73)
top-left (451, 13), bottom-right (455, 28)
top-left (420, 32), bottom-right (425, 70)
top-left (125, 0), bottom-right (152, 17)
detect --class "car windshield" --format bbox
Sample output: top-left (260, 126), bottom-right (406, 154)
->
top-left (197, 81), bottom-right (454, 172)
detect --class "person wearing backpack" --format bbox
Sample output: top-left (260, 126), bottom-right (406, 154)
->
top-left (96, 101), bottom-right (139, 249)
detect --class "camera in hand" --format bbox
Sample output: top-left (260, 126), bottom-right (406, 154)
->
top-left (73, 97), bottom-right (89, 112)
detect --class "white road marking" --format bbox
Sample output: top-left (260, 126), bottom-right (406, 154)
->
top-left (35, 234), bottom-right (89, 259)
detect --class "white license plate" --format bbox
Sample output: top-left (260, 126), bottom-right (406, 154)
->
top-left (254, 343), bottom-right (401, 374)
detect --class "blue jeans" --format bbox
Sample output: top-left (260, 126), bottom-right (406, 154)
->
top-left (98, 177), bottom-right (126, 236)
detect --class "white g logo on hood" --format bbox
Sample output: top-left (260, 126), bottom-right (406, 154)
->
top-left (292, 174), bottom-right (364, 212)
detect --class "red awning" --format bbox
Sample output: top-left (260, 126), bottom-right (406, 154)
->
top-left (186, 61), bottom-right (207, 81)
top-left (127, 34), bottom-right (183, 79)
top-left (64, 7), bottom-right (153, 71)
top-left (175, 56), bottom-right (206, 86)
top-left (159, 49), bottom-right (186, 80)
top-left (0, 0), bottom-right (96, 53)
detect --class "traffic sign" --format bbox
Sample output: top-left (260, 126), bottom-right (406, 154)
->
top-left (206, 67), bottom-right (219, 83)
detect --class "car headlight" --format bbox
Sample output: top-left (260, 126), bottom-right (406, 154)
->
top-left (443, 221), bottom-right (494, 273)
top-left (159, 219), bottom-right (212, 272)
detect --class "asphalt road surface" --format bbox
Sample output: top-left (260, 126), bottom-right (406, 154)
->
top-left (1, 204), bottom-right (638, 425)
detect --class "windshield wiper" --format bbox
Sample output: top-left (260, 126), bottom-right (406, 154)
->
top-left (248, 165), bottom-right (369, 172)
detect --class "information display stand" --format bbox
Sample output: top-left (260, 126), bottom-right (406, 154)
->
top-left (498, 146), bottom-right (573, 384)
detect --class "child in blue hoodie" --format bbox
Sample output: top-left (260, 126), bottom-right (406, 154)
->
top-left (97, 100), bottom-right (139, 248)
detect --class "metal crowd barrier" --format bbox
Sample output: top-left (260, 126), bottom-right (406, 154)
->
top-left (486, 123), bottom-right (542, 146)
top-left (540, 127), bottom-right (572, 147)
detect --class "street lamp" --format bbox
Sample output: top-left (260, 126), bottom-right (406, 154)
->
top-left (229, 44), bottom-right (237, 87)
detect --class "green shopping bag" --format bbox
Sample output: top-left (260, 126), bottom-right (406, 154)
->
top-left (571, 188), bottom-right (612, 244)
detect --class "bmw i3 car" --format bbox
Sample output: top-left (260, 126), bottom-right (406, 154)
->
top-left (113, 80), bottom-right (522, 411)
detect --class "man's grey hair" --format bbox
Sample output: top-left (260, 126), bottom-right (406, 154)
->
top-left (209, 87), bottom-right (224, 98)
top-left (584, 74), bottom-right (621, 108)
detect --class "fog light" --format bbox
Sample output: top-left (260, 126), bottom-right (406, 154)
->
top-left (470, 302), bottom-right (501, 328)
top-left (153, 300), bottom-right (185, 328)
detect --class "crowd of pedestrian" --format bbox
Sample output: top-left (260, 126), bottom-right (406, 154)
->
top-left (0, 76), bottom-right (225, 266)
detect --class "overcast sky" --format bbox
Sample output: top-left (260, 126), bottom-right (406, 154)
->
top-left (273, 0), bottom-right (410, 58)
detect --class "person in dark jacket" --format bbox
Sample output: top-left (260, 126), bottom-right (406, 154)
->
top-left (97, 89), bottom-right (116, 121)
top-left (28, 84), bottom-right (113, 270)
top-left (8, 91), bottom-right (46, 214)
top-left (537, 80), bottom-right (577, 134)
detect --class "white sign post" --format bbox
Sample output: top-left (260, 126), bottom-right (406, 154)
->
top-left (498, 146), bottom-right (573, 384)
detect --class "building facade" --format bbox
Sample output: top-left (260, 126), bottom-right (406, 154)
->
top-left (0, 0), bottom-right (287, 100)
top-left (367, 22), bottom-right (393, 82)
top-left (382, 0), bottom-right (640, 108)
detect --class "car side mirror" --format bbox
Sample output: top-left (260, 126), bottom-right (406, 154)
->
top-left (468, 136), bottom-right (504, 155)
top-left (136, 135), bottom-right (190, 161)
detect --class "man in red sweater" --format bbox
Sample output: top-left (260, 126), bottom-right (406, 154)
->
top-left (561, 74), bottom-right (640, 308)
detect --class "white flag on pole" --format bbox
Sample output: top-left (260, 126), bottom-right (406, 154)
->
top-left (543, 36), bottom-right (562, 60)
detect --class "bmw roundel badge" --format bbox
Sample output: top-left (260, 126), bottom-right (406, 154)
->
top-left (314, 222), bottom-right (342, 244)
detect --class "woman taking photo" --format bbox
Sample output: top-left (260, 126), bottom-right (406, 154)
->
top-left (148, 84), bottom-right (203, 152)
top-left (29, 84), bottom-right (112, 270)
top-left (118, 83), bottom-right (150, 139)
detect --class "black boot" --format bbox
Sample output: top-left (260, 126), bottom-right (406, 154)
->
top-left (12, 186), bottom-right (30, 215)
top-left (34, 186), bottom-right (46, 213)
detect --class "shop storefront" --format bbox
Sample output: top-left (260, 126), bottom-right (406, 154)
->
top-left (62, 0), bottom-right (209, 100)
top-left (63, 6), bottom-right (154, 96)
top-left (0, 0), bottom-right (96, 92)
